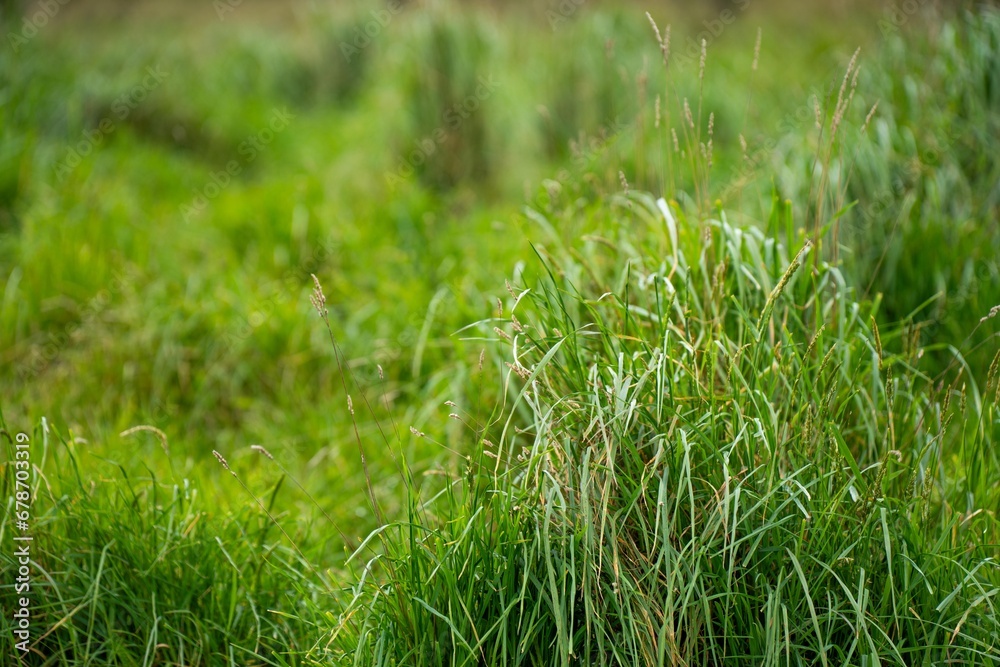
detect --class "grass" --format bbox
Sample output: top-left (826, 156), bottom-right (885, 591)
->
top-left (1, 0), bottom-right (998, 664)
top-left (325, 192), bottom-right (1000, 664)
top-left (0, 415), bottom-right (317, 665)
top-left (845, 10), bottom-right (1000, 376)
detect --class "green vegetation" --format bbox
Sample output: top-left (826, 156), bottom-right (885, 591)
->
top-left (328, 195), bottom-right (999, 665)
top-left (1, 421), bottom-right (312, 664)
top-left (1, 1), bottom-right (997, 664)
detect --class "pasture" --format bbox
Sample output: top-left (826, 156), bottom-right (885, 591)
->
top-left (1, 0), bottom-right (998, 664)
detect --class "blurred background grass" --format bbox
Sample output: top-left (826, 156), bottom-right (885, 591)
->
top-left (1, 0), bottom-right (998, 663)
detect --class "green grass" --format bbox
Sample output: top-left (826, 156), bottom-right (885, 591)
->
top-left (0, 416), bottom-right (319, 665)
top-left (1, 1), bottom-right (998, 664)
top-left (846, 10), bottom-right (1000, 376)
top-left (323, 194), bottom-right (999, 665)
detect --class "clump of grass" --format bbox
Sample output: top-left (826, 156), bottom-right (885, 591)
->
top-left (298, 11), bottom-right (1000, 664)
top-left (319, 190), bottom-right (999, 664)
top-left (771, 7), bottom-right (1000, 378)
top-left (0, 415), bottom-right (318, 665)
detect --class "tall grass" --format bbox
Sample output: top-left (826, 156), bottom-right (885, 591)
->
top-left (0, 415), bottom-right (318, 665)
top-left (850, 9), bottom-right (1000, 378)
top-left (768, 8), bottom-right (1000, 378)
top-left (309, 11), bottom-right (1000, 660)
top-left (322, 190), bottom-right (999, 665)
top-left (2, 3), bottom-right (998, 664)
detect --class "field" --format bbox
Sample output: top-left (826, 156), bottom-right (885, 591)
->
top-left (2, 0), bottom-right (999, 664)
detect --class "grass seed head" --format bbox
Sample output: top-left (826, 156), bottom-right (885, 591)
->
top-left (987, 349), bottom-right (1000, 398)
top-left (921, 473), bottom-right (934, 524)
top-left (885, 366), bottom-right (894, 406)
top-left (212, 450), bottom-right (234, 476)
top-left (699, 38), bottom-right (707, 82)
top-left (120, 425), bottom-right (169, 454)
top-left (942, 383), bottom-right (956, 432)
top-left (872, 316), bottom-right (884, 368)
top-left (645, 13), bottom-right (670, 69)
top-left (250, 444), bottom-right (275, 460)
top-left (831, 48), bottom-right (861, 139)
top-left (805, 323), bottom-right (827, 359)
top-left (757, 241), bottom-right (811, 339)
top-left (752, 27), bottom-right (762, 72)
top-left (707, 113), bottom-right (715, 167)
top-left (310, 274), bottom-right (328, 317)
top-left (506, 361), bottom-right (530, 380)
top-left (861, 101), bottom-right (879, 134)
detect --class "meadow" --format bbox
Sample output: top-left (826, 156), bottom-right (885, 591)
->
top-left (1, 0), bottom-right (999, 664)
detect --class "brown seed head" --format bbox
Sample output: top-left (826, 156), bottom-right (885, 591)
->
top-left (250, 444), bottom-right (274, 460)
top-left (212, 450), bottom-right (234, 476)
